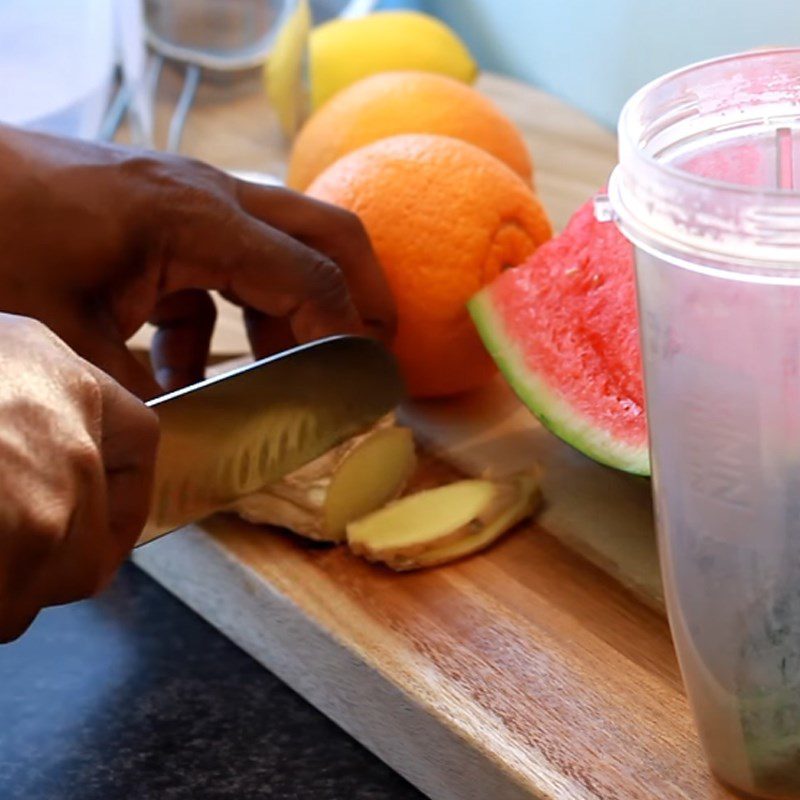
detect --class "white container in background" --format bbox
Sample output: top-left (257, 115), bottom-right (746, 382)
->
top-left (0, 0), bottom-right (115, 138)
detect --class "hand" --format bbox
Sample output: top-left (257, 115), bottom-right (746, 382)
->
top-left (0, 125), bottom-right (396, 397)
top-left (0, 314), bottom-right (158, 642)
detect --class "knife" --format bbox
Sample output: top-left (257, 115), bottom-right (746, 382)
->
top-left (136, 336), bottom-right (404, 547)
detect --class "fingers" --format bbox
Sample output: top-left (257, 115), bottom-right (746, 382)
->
top-left (20, 317), bottom-right (159, 556)
top-left (2, 302), bottom-right (163, 401)
top-left (39, 435), bottom-right (109, 607)
top-left (217, 296), bottom-right (297, 358)
top-left (0, 414), bottom-right (109, 616)
top-left (0, 518), bottom-right (52, 642)
top-left (149, 289), bottom-right (216, 391)
top-left (91, 363), bottom-right (159, 562)
top-left (231, 221), bottom-right (364, 343)
top-left (0, 602), bottom-right (39, 644)
top-left (16, 367), bottom-right (157, 613)
top-left (164, 211), bottom-right (365, 344)
top-left (41, 307), bottom-right (162, 401)
top-left (235, 181), bottom-right (397, 343)
top-left (79, 337), bottom-right (161, 402)
top-left (0, 319), bottom-right (159, 640)
top-left (241, 307), bottom-right (297, 358)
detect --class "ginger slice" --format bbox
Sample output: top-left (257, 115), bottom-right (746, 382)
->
top-left (347, 476), bottom-right (523, 561)
top-left (231, 417), bottom-right (416, 542)
top-left (349, 473), bottom-right (540, 571)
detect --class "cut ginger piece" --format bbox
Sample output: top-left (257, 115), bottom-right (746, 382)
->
top-left (232, 417), bottom-right (416, 542)
top-left (348, 479), bottom-right (504, 559)
top-left (347, 472), bottom-right (540, 569)
top-left (388, 473), bottom-right (541, 571)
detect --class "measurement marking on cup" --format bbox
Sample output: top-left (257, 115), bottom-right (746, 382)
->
top-left (685, 390), bottom-right (754, 510)
top-left (776, 127), bottom-right (795, 190)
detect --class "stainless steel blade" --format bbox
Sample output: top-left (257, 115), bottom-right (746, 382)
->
top-left (137, 336), bottom-right (403, 547)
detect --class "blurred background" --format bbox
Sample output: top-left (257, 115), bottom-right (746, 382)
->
top-left (406, 0), bottom-right (800, 127)
top-left (387, 0), bottom-right (800, 127)
top-left (2, 0), bottom-right (799, 145)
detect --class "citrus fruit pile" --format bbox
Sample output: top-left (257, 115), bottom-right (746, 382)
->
top-left (291, 64), bottom-right (551, 398)
top-left (288, 15), bottom-right (646, 476)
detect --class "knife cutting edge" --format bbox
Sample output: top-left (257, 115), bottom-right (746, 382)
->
top-left (136, 336), bottom-right (404, 547)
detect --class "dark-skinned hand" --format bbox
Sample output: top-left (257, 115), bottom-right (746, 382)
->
top-left (0, 125), bottom-right (395, 640)
top-left (0, 123), bottom-right (395, 397)
top-left (0, 314), bottom-right (158, 641)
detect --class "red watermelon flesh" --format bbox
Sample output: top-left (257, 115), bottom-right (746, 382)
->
top-left (469, 196), bottom-right (649, 475)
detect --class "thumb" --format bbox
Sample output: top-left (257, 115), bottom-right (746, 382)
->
top-left (58, 312), bottom-right (163, 401)
top-left (85, 337), bottom-right (161, 400)
top-left (87, 362), bottom-right (159, 561)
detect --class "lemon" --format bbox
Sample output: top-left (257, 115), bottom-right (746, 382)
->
top-left (309, 11), bottom-right (478, 110)
top-left (266, 0), bottom-right (312, 138)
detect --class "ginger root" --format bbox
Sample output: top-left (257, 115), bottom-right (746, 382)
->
top-left (347, 478), bottom-right (513, 559)
top-left (347, 473), bottom-right (540, 571)
top-left (231, 414), bottom-right (541, 572)
top-left (231, 415), bottom-right (417, 542)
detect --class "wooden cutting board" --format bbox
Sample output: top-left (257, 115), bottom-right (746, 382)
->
top-left (130, 72), bottom-right (736, 799)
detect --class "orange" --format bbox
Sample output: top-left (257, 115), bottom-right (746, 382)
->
top-left (288, 71), bottom-right (533, 191)
top-left (306, 134), bottom-right (552, 398)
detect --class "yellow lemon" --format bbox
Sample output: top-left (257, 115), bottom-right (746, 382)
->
top-left (265, 0), bottom-right (312, 138)
top-left (308, 11), bottom-right (477, 110)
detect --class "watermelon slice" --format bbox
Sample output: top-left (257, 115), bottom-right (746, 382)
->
top-left (469, 196), bottom-right (650, 475)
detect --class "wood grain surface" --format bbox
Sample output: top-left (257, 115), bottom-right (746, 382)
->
top-left (131, 72), bottom-right (737, 799)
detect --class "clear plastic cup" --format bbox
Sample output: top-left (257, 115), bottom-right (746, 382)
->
top-left (607, 48), bottom-right (800, 798)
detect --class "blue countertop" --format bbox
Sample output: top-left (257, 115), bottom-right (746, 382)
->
top-left (0, 563), bottom-right (423, 800)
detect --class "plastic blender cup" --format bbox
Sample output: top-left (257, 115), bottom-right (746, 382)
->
top-left (606, 48), bottom-right (800, 798)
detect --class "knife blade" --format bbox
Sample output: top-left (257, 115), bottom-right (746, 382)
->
top-left (136, 336), bottom-right (403, 547)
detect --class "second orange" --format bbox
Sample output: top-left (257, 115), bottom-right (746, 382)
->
top-left (307, 133), bottom-right (551, 398)
top-left (289, 71), bottom-right (534, 191)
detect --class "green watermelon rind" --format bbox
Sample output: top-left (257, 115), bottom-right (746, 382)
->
top-left (469, 290), bottom-right (651, 477)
